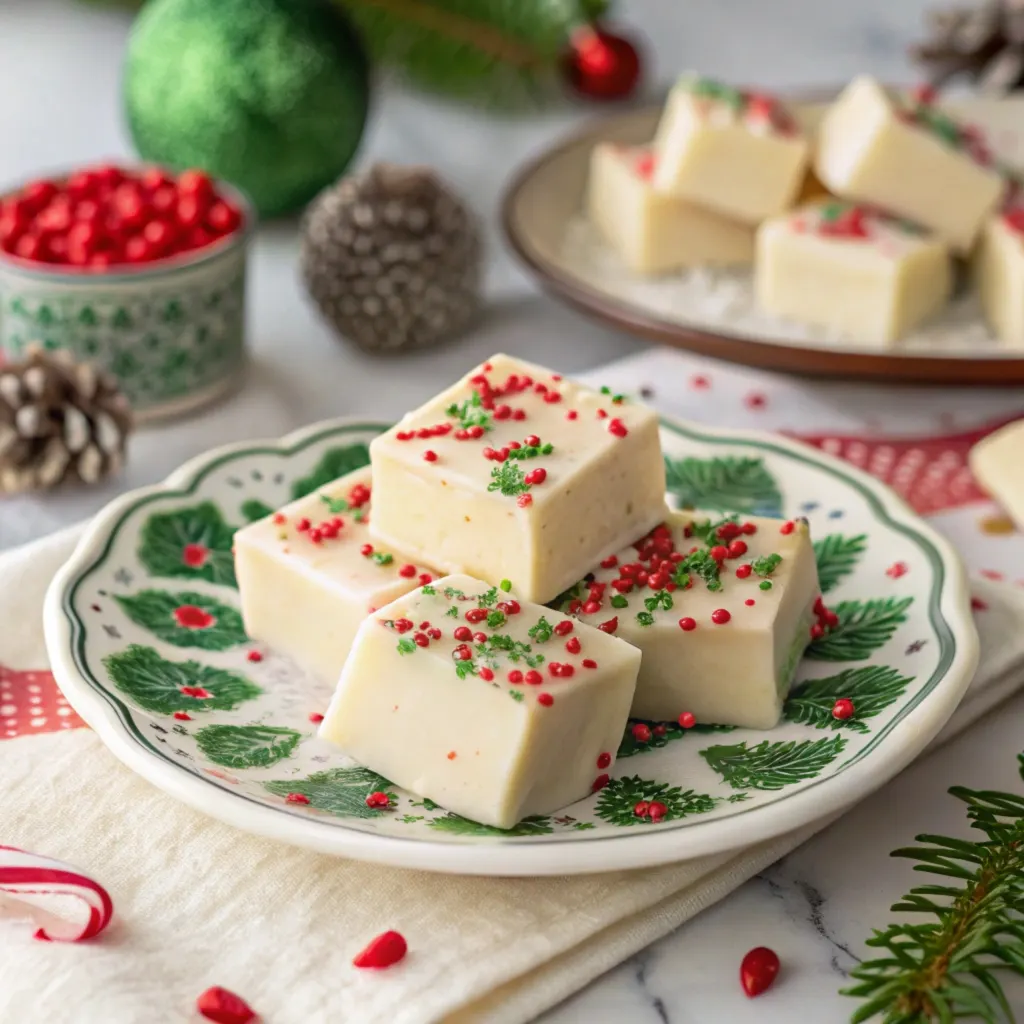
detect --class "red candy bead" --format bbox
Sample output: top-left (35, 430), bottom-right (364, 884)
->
top-left (591, 773), bottom-right (611, 792)
top-left (728, 540), bottom-right (748, 558)
top-left (631, 723), bottom-right (652, 743)
top-left (678, 617), bottom-right (697, 632)
top-left (196, 985), bottom-right (257, 1024)
top-left (207, 200), bottom-right (242, 235)
top-left (353, 930), bottom-right (408, 969)
top-left (538, 692), bottom-right (554, 706)
top-left (678, 711), bottom-right (696, 729)
top-left (596, 752), bottom-right (611, 769)
top-left (647, 801), bottom-right (668, 823)
top-left (710, 609), bottom-right (731, 625)
top-left (740, 946), bottom-right (780, 997)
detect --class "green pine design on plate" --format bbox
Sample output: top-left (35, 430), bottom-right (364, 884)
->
top-left (663, 455), bottom-right (783, 516)
top-left (138, 502), bottom-right (238, 588)
top-left (103, 644), bottom-right (261, 714)
top-left (427, 813), bottom-right (554, 837)
top-left (701, 735), bottom-right (847, 791)
top-left (594, 776), bottom-right (717, 826)
top-left (616, 720), bottom-right (735, 759)
top-left (264, 766), bottom-right (395, 819)
top-left (290, 443), bottom-right (371, 500)
top-left (115, 590), bottom-right (247, 651)
top-left (813, 533), bottom-right (868, 594)
top-left (785, 666), bottom-right (914, 734)
top-left (808, 597), bottom-right (914, 662)
top-left (240, 499), bottom-right (274, 524)
top-left (194, 724), bottom-right (302, 769)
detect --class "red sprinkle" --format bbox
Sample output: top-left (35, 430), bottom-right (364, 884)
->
top-left (398, 563), bottom-right (417, 578)
top-left (525, 434), bottom-right (541, 447)
top-left (525, 670), bottom-right (543, 685)
top-left (173, 711), bottom-right (191, 721)
top-left (582, 658), bottom-right (598, 669)
top-left (582, 599), bottom-right (601, 615)
top-left (508, 670), bottom-right (524, 684)
top-left (566, 410), bottom-right (578, 420)
top-left (709, 545), bottom-right (728, 562)
top-left (810, 623), bottom-right (825, 639)
top-left (711, 609), bottom-right (732, 625)
top-left (360, 543), bottom-right (373, 556)
top-left (524, 468), bottom-right (547, 485)
top-left (780, 521), bottom-right (795, 535)
top-left (598, 617), bottom-right (618, 633)
top-left (601, 554), bottom-right (619, 568)
top-left (296, 518), bottom-right (311, 532)
top-left (538, 693), bottom-right (554, 706)
top-left (465, 608), bottom-right (487, 624)
top-left (728, 540), bottom-right (748, 558)
top-left (592, 773), bottom-right (611, 792)
top-left (423, 450), bottom-right (438, 462)
top-left (309, 712), bottom-right (325, 723)
top-left (740, 946), bottom-right (781, 998)
top-left (196, 986), bottom-right (257, 1024)
top-left (565, 637), bottom-right (582, 655)
top-left (479, 667), bottom-right (494, 682)
top-left (517, 494), bottom-right (533, 508)
top-left (735, 564), bottom-right (753, 579)
top-left (365, 791), bottom-right (391, 809)
top-left (554, 620), bottom-right (574, 636)
top-left (596, 408), bottom-right (608, 419)
top-left (453, 626), bottom-right (472, 641)
top-left (631, 723), bottom-right (652, 743)
top-left (353, 930), bottom-right (408, 970)
top-left (608, 418), bottom-right (628, 437)
top-left (678, 617), bottom-right (697, 631)
top-left (272, 513), bottom-right (286, 525)
top-left (413, 633), bottom-right (430, 648)
top-left (745, 598), bottom-right (756, 606)
top-left (285, 793), bottom-right (310, 805)
top-left (832, 698), bottom-right (856, 720)
top-left (678, 711), bottom-right (696, 729)
top-left (597, 752), bottom-right (612, 769)
top-left (418, 573), bottom-right (434, 586)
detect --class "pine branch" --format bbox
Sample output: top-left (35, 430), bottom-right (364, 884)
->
top-left (843, 756), bottom-right (1024, 1023)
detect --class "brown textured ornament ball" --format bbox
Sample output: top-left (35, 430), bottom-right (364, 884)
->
top-left (0, 347), bottom-right (133, 494)
top-left (300, 163), bottom-right (483, 353)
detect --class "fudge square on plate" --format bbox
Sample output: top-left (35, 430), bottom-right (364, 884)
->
top-left (814, 76), bottom-right (1005, 253)
top-left (651, 75), bottom-right (810, 225)
top-left (755, 200), bottom-right (952, 345)
top-left (554, 512), bottom-right (822, 729)
top-left (587, 142), bottom-right (755, 275)
top-left (234, 466), bottom-right (437, 683)
top-left (976, 208), bottom-right (1024, 347)
top-left (369, 354), bottom-right (667, 605)
top-left (319, 574), bottom-right (641, 829)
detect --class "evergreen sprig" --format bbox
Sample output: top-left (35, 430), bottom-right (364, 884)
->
top-left (843, 754), bottom-right (1024, 1023)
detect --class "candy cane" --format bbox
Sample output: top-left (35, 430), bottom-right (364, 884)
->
top-left (0, 845), bottom-right (113, 942)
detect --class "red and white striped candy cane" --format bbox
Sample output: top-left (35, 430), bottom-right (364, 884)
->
top-left (0, 844), bottom-right (113, 942)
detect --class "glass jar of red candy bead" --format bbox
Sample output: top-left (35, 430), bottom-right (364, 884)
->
top-left (0, 164), bottom-right (253, 420)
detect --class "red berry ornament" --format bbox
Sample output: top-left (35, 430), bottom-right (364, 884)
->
top-left (196, 986), bottom-right (257, 1024)
top-left (353, 929), bottom-right (408, 969)
top-left (740, 946), bottom-right (780, 997)
top-left (564, 25), bottom-right (643, 101)
top-left (832, 698), bottom-right (855, 720)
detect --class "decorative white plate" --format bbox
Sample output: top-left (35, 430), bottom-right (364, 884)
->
top-left (502, 97), bottom-right (1024, 385)
top-left (44, 416), bottom-right (978, 875)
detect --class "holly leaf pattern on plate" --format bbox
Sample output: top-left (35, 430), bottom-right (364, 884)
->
top-left (427, 813), bottom-right (554, 837)
top-left (616, 720), bottom-right (735, 759)
top-left (240, 498), bottom-right (274, 523)
top-left (115, 590), bottom-right (247, 650)
top-left (194, 724), bottom-right (302, 769)
top-left (701, 735), bottom-right (847, 791)
top-left (264, 766), bottom-right (394, 818)
top-left (138, 502), bottom-right (237, 588)
top-left (784, 665), bottom-right (913, 733)
top-left (808, 597), bottom-right (914, 661)
top-left (813, 533), bottom-right (867, 594)
top-left (103, 644), bottom-right (261, 714)
top-left (663, 455), bottom-right (783, 516)
top-left (290, 443), bottom-right (371, 500)
top-left (594, 776), bottom-right (717, 826)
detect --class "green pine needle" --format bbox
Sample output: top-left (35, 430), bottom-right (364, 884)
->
top-left (843, 754), bottom-right (1024, 1022)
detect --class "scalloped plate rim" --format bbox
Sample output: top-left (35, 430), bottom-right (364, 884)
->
top-left (43, 415), bottom-right (979, 876)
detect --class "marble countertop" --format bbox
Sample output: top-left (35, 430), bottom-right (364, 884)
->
top-left (4, 2), bottom-right (1024, 1020)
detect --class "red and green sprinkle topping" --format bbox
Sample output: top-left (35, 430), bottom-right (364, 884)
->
top-left (899, 85), bottom-right (993, 167)
top-left (679, 75), bottom-right (797, 135)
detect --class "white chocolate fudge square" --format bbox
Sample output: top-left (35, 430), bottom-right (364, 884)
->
top-left (815, 77), bottom-right (1005, 253)
top-left (587, 143), bottom-right (754, 274)
top-left (652, 76), bottom-right (810, 225)
top-left (554, 513), bottom-right (821, 728)
top-left (235, 466), bottom-right (437, 683)
top-left (970, 419), bottom-right (1024, 530)
top-left (755, 201), bottom-right (952, 345)
top-left (976, 210), bottom-right (1024, 347)
top-left (320, 574), bottom-right (641, 829)
top-left (369, 354), bottom-right (667, 605)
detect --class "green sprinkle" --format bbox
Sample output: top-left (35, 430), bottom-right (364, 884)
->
top-left (352, 508), bottom-right (367, 523)
top-left (752, 553), bottom-right (783, 577)
top-left (421, 585), bottom-right (436, 596)
top-left (509, 689), bottom-right (525, 702)
top-left (397, 638), bottom-right (416, 655)
top-left (528, 617), bottom-right (554, 644)
top-left (611, 595), bottom-right (628, 609)
top-left (487, 462), bottom-right (529, 497)
top-left (478, 587), bottom-right (499, 607)
top-left (600, 385), bottom-right (611, 395)
top-left (442, 586), bottom-right (467, 600)
top-left (636, 611), bottom-right (655, 627)
top-left (320, 493), bottom-right (349, 514)
top-left (507, 442), bottom-right (555, 461)
top-left (500, 579), bottom-right (512, 592)
top-left (486, 610), bottom-right (506, 629)
top-left (455, 660), bottom-right (478, 680)
top-left (446, 606), bottom-right (459, 618)
top-left (370, 552), bottom-right (393, 567)
top-left (446, 390), bottom-right (492, 432)
top-left (760, 580), bottom-right (773, 591)
top-left (643, 590), bottom-right (673, 613)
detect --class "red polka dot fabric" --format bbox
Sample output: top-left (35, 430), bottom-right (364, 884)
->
top-left (0, 665), bottom-right (86, 740)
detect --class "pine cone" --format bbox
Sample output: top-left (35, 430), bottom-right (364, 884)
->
top-left (913, 0), bottom-right (1024, 92)
top-left (300, 163), bottom-right (483, 353)
top-left (0, 347), bottom-right (133, 494)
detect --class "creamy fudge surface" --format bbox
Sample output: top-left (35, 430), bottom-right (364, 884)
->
top-left (369, 354), bottom-right (667, 605)
top-left (651, 75), bottom-right (809, 225)
top-left (755, 200), bottom-right (952, 345)
top-left (970, 419), bottom-right (1024, 532)
top-left (976, 210), bottom-right (1024, 347)
top-left (814, 76), bottom-right (1004, 253)
top-left (554, 512), bottom-right (823, 729)
top-left (320, 574), bottom-right (641, 829)
top-left (234, 466), bottom-right (437, 683)
top-left (586, 143), bottom-right (754, 275)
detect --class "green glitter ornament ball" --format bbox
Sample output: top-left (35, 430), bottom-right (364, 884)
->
top-left (124, 0), bottom-right (370, 217)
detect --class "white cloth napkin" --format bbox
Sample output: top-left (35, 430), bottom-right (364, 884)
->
top-left (3, 528), bottom-right (1024, 1024)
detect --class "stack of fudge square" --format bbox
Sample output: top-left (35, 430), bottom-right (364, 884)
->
top-left (589, 73), bottom-right (1024, 347)
top-left (234, 355), bottom-right (822, 829)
